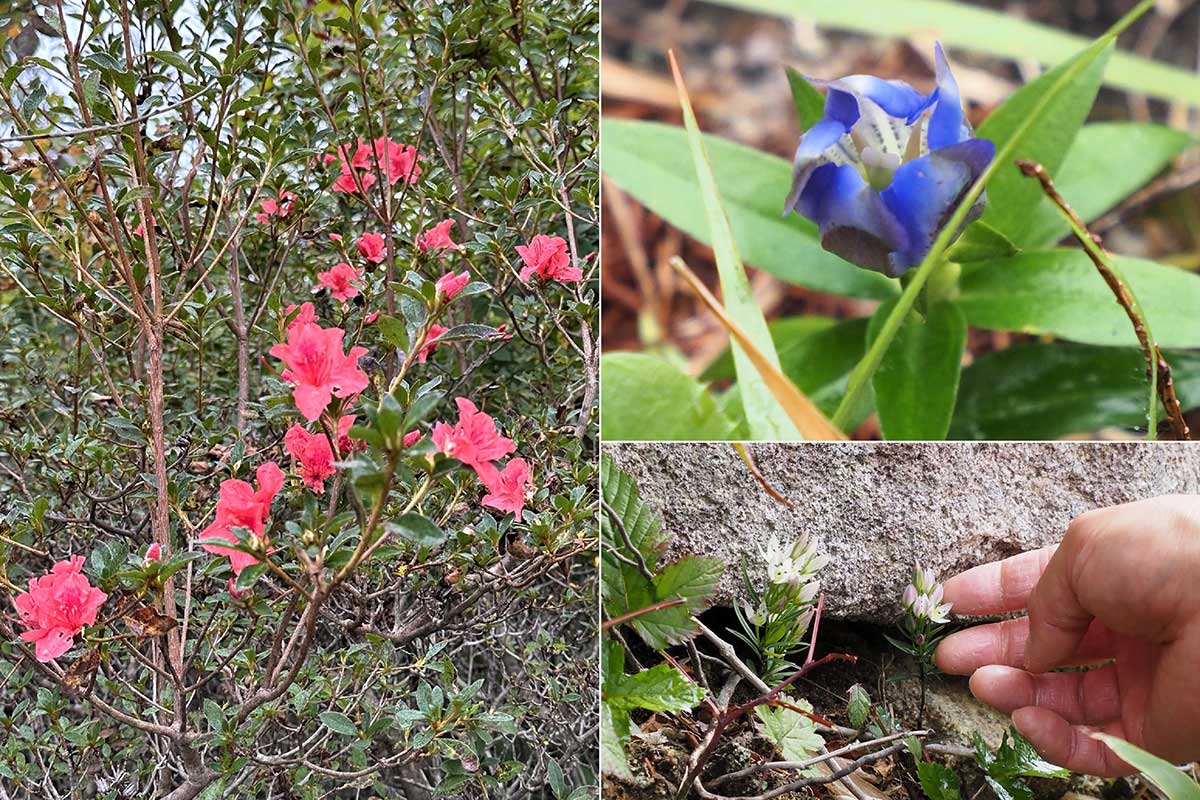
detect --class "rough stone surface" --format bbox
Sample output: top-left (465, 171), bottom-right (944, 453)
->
top-left (604, 442), bottom-right (1200, 620)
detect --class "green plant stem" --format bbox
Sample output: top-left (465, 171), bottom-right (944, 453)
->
top-left (830, 0), bottom-right (1155, 430)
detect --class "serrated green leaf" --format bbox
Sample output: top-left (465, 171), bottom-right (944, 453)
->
top-left (918, 761), bottom-right (962, 800)
top-left (756, 697), bottom-right (824, 770)
top-left (847, 684), bottom-right (870, 730)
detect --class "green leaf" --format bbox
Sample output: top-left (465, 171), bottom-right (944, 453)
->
top-left (546, 759), bottom-right (566, 800)
top-left (948, 220), bottom-right (1019, 263)
top-left (603, 641), bottom-right (704, 713)
top-left (319, 711), bottom-right (359, 737)
top-left (652, 557), bottom-right (722, 612)
top-left (601, 118), bottom-right (897, 300)
top-left (786, 67), bottom-right (825, 131)
top-left (376, 393), bottom-right (404, 442)
top-left (870, 299), bottom-right (966, 440)
top-left (376, 314), bottom-right (408, 350)
top-left (755, 697), bottom-right (824, 769)
top-left (918, 762), bottom-right (962, 800)
top-left (968, 43), bottom-right (1111, 248)
top-left (234, 562), bottom-right (268, 592)
top-left (846, 684), bottom-right (871, 730)
top-left (951, 342), bottom-right (1200, 440)
top-left (703, 316), bottom-right (870, 423)
top-left (600, 453), bottom-right (669, 565)
top-left (1091, 734), bottom-right (1200, 800)
top-left (673, 60), bottom-right (801, 440)
top-left (703, 0), bottom-right (1200, 105)
top-left (1023, 123), bottom-right (1194, 249)
top-left (600, 352), bottom-right (737, 441)
top-left (958, 250), bottom-right (1200, 348)
top-left (629, 556), bottom-right (722, 648)
top-left (203, 699), bottom-right (225, 734)
top-left (387, 513), bottom-right (446, 548)
top-left (605, 663), bottom-right (705, 712)
top-left (600, 701), bottom-right (633, 779)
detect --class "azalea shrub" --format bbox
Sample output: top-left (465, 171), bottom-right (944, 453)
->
top-left (601, 1), bottom-right (1200, 442)
top-left (0, 0), bottom-right (598, 797)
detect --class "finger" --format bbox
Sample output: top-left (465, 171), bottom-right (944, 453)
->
top-left (969, 664), bottom-right (1120, 725)
top-left (942, 546), bottom-right (1056, 615)
top-left (1011, 707), bottom-right (1132, 777)
top-left (1026, 520), bottom-right (1105, 673)
top-left (935, 617), bottom-right (1114, 674)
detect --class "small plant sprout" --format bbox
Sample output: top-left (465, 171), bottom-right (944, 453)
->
top-left (733, 533), bottom-right (830, 684)
top-left (887, 563), bottom-right (955, 725)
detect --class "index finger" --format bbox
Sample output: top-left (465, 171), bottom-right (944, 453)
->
top-left (942, 546), bottom-right (1057, 616)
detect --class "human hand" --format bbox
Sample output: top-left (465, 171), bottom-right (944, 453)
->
top-left (935, 495), bottom-right (1200, 776)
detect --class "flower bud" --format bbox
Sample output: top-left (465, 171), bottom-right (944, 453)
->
top-left (145, 543), bottom-right (162, 563)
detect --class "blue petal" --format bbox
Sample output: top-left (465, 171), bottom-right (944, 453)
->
top-left (928, 42), bottom-right (969, 149)
top-left (820, 75), bottom-right (933, 124)
top-left (880, 138), bottom-right (995, 273)
top-left (796, 163), bottom-right (910, 275)
top-left (784, 89), bottom-right (861, 213)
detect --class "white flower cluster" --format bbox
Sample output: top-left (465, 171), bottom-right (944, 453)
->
top-left (901, 564), bottom-right (952, 625)
top-left (760, 533), bottom-right (830, 592)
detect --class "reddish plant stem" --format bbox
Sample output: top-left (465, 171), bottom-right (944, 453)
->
top-left (1017, 159), bottom-right (1190, 440)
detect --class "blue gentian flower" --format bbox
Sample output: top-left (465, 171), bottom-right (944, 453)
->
top-left (784, 44), bottom-right (994, 277)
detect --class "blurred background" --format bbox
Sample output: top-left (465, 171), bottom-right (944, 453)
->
top-left (600, 0), bottom-right (1200, 438)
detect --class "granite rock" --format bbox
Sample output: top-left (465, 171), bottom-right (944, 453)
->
top-left (604, 442), bottom-right (1200, 620)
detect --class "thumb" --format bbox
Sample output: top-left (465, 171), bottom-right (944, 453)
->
top-left (1024, 518), bottom-right (1097, 673)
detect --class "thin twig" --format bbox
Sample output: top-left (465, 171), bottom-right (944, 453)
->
top-left (1018, 159), bottom-right (1190, 441)
top-left (602, 598), bottom-right (686, 631)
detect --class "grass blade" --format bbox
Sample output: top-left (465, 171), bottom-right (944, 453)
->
top-left (671, 257), bottom-right (845, 440)
top-left (668, 50), bottom-right (806, 440)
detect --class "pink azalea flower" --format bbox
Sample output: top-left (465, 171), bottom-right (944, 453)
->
top-left (255, 191), bottom-right (296, 225)
top-left (370, 137), bottom-right (421, 185)
top-left (417, 324), bottom-right (449, 364)
top-left (269, 322), bottom-right (369, 422)
top-left (332, 169), bottom-right (376, 195)
top-left (200, 462), bottom-right (285, 575)
top-left (13, 556), bottom-right (109, 662)
top-left (145, 543), bottom-right (162, 562)
top-left (417, 219), bottom-right (464, 253)
top-left (284, 425), bottom-right (335, 493)
top-left (316, 262), bottom-right (362, 304)
top-left (431, 397), bottom-right (515, 470)
top-left (284, 302), bottom-right (318, 334)
top-left (403, 430), bottom-right (423, 448)
top-left (477, 458), bottom-right (532, 522)
top-left (337, 414), bottom-right (364, 455)
top-left (516, 234), bottom-right (582, 284)
top-left (435, 270), bottom-right (470, 301)
top-left (356, 232), bottom-right (387, 264)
